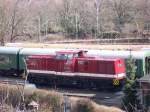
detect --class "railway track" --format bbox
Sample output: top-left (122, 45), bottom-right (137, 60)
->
top-left (0, 76), bottom-right (124, 107)
top-left (62, 89), bottom-right (123, 107)
top-left (0, 76), bottom-right (31, 86)
top-left (38, 86), bottom-right (124, 107)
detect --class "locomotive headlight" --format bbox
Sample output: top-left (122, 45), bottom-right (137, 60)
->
top-left (118, 63), bottom-right (122, 67)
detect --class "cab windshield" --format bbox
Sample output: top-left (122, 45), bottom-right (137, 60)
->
top-left (56, 53), bottom-right (74, 60)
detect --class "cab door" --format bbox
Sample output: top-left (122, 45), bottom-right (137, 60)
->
top-left (64, 54), bottom-right (75, 72)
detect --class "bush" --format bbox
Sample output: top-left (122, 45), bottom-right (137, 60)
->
top-left (72, 99), bottom-right (94, 112)
top-left (25, 90), bottom-right (64, 112)
top-left (0, 84), bottom-right (123, 112)
top-left (0, 84), bottom-right (64, 112)
top-left (0, 84), bottom-right (22, 107)
top-left (98, 31), bottom-right (120, 39)
top-left (70, 98), bottom-right (123, 112)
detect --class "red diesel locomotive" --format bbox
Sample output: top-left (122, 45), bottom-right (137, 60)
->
top-left (26, 50), bottom-right (126, 89)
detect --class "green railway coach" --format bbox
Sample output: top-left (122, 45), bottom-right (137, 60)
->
top-left (0, 47), bottom-right (23, 76)
top-left (0, 47), bottom-right (59, 76)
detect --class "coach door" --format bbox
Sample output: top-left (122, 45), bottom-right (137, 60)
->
top-left (145, 57), bottom-right (150, 74)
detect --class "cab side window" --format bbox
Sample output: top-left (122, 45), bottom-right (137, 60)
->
top-left (67, 54), bottom-right (74, 60)
top-left (74, 54), bottom-right (78, 58)
top-left (56, 54), bottom-right (67, 60)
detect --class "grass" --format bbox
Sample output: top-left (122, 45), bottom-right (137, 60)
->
top-left (0, 84), bottom-right (63, 112)
top-left (25, 90), bottom-right (64, 112)
top-left (70, 98), bottom-right (123, 112)
top-left (0, 84), bottom-right (123, 112)
top-left (45, 34), bottom-right (65, 41)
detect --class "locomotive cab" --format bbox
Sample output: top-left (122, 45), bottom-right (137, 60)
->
top-left (55, 50), bottom-right (87, 72)
top-left (56, 50), bottom-right (87, 59)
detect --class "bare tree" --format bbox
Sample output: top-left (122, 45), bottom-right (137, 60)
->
top-left (133, 0), bottom-right (150, 31)
top-left (0, 0), bottom-right (36, 42)
top-left (1, 0), bottom-right (149, 41)
top-left (9, 0), bottom-right (21, 42)
top-left (110, 0), bottom-right (134, 33)
top-left (0, 0), bottom-right (9, 45)
top-left (71, 0), bottom-right (87, 39)
top-left (94, 0), bottom-right (102, 38)
top-left (58, 0), bottom-right (95, 38)
top-left (58, 0), bottom-right (73, 37)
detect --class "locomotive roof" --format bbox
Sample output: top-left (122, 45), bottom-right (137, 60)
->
top-left (141, 48), bottom-right (150, 51)
top-left (56, 50), bottom-right (87, 54)
top-left (87, 50), bottom-right (150, 59)
top-left (0, 47), bottom-right (22, 54)
top-left (78, 57), bottom-right (122, 61)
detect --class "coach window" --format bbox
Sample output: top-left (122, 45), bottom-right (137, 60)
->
top-left (0, 55), bottom-right (10, 64)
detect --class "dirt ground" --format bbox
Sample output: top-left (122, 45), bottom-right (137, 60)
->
top-left (5, 42), bottom-right (150, 50)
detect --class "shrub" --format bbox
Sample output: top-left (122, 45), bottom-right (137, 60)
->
top-left (25, 90), bottom-right (64, 112)
top-left (0, 84), bottom-right (123, 112)
top-left (98, 31), bottom-right (120, 39)
top-left (0, 84), bottom-right (64, 112)
top-left (71, 98), bottom-right (123, 112)
top-left (0, 84), bottom-right (22, 107)
top-left (72, 99), bottom-right (94, 112)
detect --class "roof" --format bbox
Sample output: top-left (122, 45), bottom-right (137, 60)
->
top-left (78, 57), bottom-right (121, 61)
top-left (139, 75), bottom-right (150, 83)
top-left (29, 55), bottom-right (55, 59)
top-left (19, 48), bottom-right (61, 55)
top-left (0, 47), bottom-right (22, 54)
top-left (56, 50), bottom-right (87, 54)
top-left (142, 48), bottom-right (150, 51)
top-left (87, 50), bottom-right (150, 59)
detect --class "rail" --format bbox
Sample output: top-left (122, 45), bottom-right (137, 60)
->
top-left (0, 80), bottom-right (25, 86)
top-left (46, 38), bottom-right (150, 44)
top-left (62, 92), bottom-right (122, 106)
